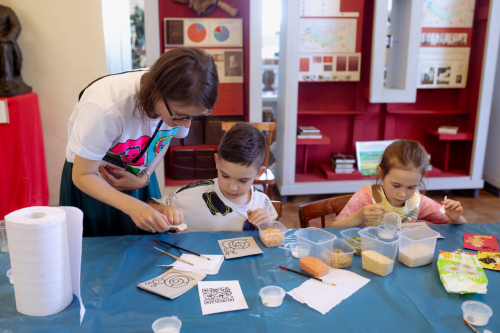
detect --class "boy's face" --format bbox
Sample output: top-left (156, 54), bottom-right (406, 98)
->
top-left (380, 166), bottom-right (421, 208)
top-left (215, 153), bottom-right (265, 205)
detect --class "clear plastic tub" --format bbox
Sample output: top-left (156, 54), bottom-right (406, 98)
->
top-left (340, 228), bottom-right (362, 256)
top-left (152, 316), bottom-right (182, 333)
top-left (462, 301), bottom-right (493, 326)
top-left (398, 226), bottom-right (440, 267)
top-left (257, 221), bottom-right (287, 247)
top-left (294, 227), bottom-right (336, 265)
top-left (328, 238), bottom-right (355, 268)
top-left (259, 286), bottom-right (285, 307)
top-left (381, 212), bottom-right (401, 231)
top-left (359, 227), bottom-right (400, 276)
top-left (289, 242), bottom-right (311, 259)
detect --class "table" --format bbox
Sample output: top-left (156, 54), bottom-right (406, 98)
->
top-left (0, 223), bottom-right (499, 332)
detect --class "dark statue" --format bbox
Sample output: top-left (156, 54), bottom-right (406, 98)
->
top-left (0, 5), bottom-right (31, 97)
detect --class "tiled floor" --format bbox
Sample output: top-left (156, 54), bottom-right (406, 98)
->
top-left (273, 189), bottom-right (500, 229)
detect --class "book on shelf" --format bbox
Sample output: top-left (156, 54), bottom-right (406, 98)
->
top-left (437, 126), bottom-right (459, 134)
top-left (297, 133), bottom-right (322, 139)
top-left (331, 152), bottom-right (356, 164)
top-left (334, 168), bottom-right (355, 173)
top-left (297, 126), bottom-right (321, 133)
top-left (331, 161), bottom-right (355, 169)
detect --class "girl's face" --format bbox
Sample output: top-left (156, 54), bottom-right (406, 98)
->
top-left (381, 167), bottom-right (422, 207)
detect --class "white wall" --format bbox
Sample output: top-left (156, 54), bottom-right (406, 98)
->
top-left (5, 0), bottom-right (107, 205)
top-left (484, 42), bottom-right (500, 189)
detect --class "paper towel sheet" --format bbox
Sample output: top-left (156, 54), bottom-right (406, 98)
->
top-left (287, 268), bottom-right (370, 314)
top-left (5, 206), bottom-right (85, 323)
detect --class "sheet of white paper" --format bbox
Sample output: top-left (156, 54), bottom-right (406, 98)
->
top-left (217, 237), bottom-right (263, 259)
top-left (138, 268), bottom-right (206, 299)
top-left (287, 268), bottom-right (370, 314)
top-left (160, 254), bottom-right (224, 275)
top-left (198, 280), bottom-right (249, 315)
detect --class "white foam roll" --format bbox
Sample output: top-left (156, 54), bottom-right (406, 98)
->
top-left (5, 206), bottom-right (84, 319)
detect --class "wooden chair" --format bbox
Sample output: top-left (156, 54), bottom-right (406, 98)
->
top-left (298, 194), bottom-right (353, 228)
top-left (271, 200), bottom-right (282, 218)
top-left (220, 122), bottom-right (276, 198)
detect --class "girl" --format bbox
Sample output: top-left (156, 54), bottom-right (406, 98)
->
top-left (60, 48), bottom-right (218, 236)
top-left (332, 140), bottom-right (466, 227)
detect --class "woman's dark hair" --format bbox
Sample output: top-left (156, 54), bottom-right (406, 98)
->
top-left (218, 123), bottom-right (266, 169)
top-left (137, 47), bottom-right (219, 118)
top-left (377, 139), bottom-right (429, 187)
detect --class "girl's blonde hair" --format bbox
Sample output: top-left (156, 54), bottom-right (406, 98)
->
top-left (377, 140), bottom-right (429, 186)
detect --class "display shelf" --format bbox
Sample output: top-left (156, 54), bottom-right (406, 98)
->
top-left (296, 135), bottom-right (330, 174)
top-left (320, 164), bottom-right (364, 181)
top-left (297, 110), bottom-right (366, 115)
top-left (427, 130), bottom-right (474, 141)
top-left (386, 110), bottom-right (470, 115)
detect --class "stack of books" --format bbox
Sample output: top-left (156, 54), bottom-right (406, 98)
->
top-left (297, 126), bottom-right (322, 139)
top-left (426, 153), bottom-right (433, 171)
top-left (437, 126), bottom-right (459, 134)
top-left (331, 153), bottom-right (356, 173)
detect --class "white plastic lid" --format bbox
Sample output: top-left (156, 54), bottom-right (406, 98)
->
top-left (381, 212), bottom-right (401, 231)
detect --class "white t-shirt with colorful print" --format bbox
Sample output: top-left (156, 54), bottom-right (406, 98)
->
top-left (151, 178), bottom-right (279, 232)
top-left (66, 70), bottom-right (189, 174)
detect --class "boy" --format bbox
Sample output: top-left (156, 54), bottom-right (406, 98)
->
top-left (149, 123), bottom-right (278, 231)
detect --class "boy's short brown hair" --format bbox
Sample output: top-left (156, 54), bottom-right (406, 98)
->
top-left (218, 123), bottom-right (266, 169)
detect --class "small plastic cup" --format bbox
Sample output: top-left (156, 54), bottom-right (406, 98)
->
top-left (462, 301), bottom-right (493, 326)
top-left (152, 316), bottom-right (182, 333)
top-left (6, 269), bottom-right (13, 284)
top-left (0, 221), bottom-right (8, 253)
top-left (259, 286), bottom-right (285, 307)
top-left (289, 242), bottom-right (311, 258)
top-left (257, 221), bottom-right (287, 247)
top-left (380, 212), bottom-right (401, 232)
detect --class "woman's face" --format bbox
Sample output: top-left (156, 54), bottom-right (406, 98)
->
top-left (154, 100), bottom-right (206, 128)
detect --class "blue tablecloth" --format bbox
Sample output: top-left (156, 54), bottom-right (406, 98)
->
top-left (0, 223), bottom-right (499, 332)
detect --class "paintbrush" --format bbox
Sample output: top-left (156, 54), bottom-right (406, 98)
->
top-left (464, 319), bottom-right (479, 333)
top-left (154, 247), bottom-right (194, 266)
top-left (153, 238), bottom-right (211, 260)
top-left (279, 266), bottom-right (336, 286)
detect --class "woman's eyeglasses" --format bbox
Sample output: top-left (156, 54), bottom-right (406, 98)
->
top-left (164, 99), bottom-right (212, 121)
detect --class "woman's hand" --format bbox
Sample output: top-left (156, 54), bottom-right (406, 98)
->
top-left (356, 205), bottom-right (386, 223)
top-left (99, 166), bottom-right (147, 191)
top-left (124, 200), bottom-right (172, 233)
top-left (247, 208), bottom-right (271, 226)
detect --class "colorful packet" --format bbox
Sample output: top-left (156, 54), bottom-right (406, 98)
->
top-left (477, 251), bottom-right (500, 271)
top-left (437, 250), bottom-right (488, 294)
top-left (464, 233), bottom-right (498, 253)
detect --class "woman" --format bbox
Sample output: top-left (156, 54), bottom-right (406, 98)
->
top-left (60, 48), bottom-right (218, 236)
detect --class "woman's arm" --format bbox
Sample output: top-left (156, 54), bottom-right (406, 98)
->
top-left (72, 155), bottom-right (171, 232)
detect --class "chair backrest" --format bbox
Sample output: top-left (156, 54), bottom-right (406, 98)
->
top-left (271, 200), bottom-right (282, 218)
top-left (298, 194), bottom-right (353, 228)
top-left (220, 122), bottom-right (275, 168)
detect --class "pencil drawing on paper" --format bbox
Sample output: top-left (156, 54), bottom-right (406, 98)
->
top-left (221, 238), bottom-right (250, 255)
top-left (145, 272), bottom-right (194, 288)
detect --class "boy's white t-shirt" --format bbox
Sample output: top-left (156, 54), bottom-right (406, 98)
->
top-left (66, 70), bottom-right (189, 174)
top-left (153, 178), bottom-right (279, 232)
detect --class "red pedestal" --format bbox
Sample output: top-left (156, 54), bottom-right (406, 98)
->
top-left (0, 93), bottom-right (48, 219)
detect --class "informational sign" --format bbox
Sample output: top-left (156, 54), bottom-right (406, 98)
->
top-left (417, 0), bottom-right (475, 89)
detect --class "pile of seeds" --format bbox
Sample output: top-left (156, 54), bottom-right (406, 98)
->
top-left (260, 228), bottom-right (285, 247)
top-left (345, 236), bottom-right (362, 255)
top-left (399, 243), bottom-right (434, 267)
top-left (330, 248), bottom-right (352, 268)
top-left (362, 250), bottom-right (394, 276)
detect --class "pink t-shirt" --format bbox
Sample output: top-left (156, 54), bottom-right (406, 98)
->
top-left (334, 185), bottom-right (449, 224)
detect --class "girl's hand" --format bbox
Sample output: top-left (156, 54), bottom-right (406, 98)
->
top-left (99, 166), bottom-right (147, 191)
top-left (357, 205), bottom-right (386, 223)
top-left (159, 205), bottom-right (184, 226)
top-left (442, 199), bottom-right (463, 222)
top-left (124, 200), bottom-right (172, 233)
top-left (247, 208), bottom-right (271, 226)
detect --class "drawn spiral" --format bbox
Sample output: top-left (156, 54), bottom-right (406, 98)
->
top-left (224, 239), bottom-right (250, 250)
top-left (163, 272), bottom-right (194, 288)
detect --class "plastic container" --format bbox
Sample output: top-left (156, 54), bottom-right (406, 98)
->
top-left (6, 269), bottom-right (13, 284)
top-left (152, 316), bottom-right (182, 333)
top-left (259, 286), bottom-right (285, 307)
top-left (257, 221), bottom-right (287, 247)
top-left (398, 226), bottom-right (440, 267)
top-left (462, 301), bottom-right (493, 326)
top-left (328, 238), bottom-right (355, 268)
top-left (289, 242), bottom-right (311, 259)
top-left (359, 227), bottom-right (400, 276)
top-left (340, 228), bottom-right (362, 256)
top-left (294, 227), bottom-right (336, 265)
top-left (380, 212), bottom-right (401, 232)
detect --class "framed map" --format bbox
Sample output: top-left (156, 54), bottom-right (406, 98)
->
top-left (299, 18), bottom-right (357, 53)
top-left (422, 0), bottom-right (475, 28)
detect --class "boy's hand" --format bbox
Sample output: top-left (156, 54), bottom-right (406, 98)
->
top-left (356, 205), bottom-right (385, 223)
top-left (160, 205), bottom-right (184, 226)
top-left (442, 199), bottom-right (463, 222)
top-left (247, 209), bottom-right (271, 226)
